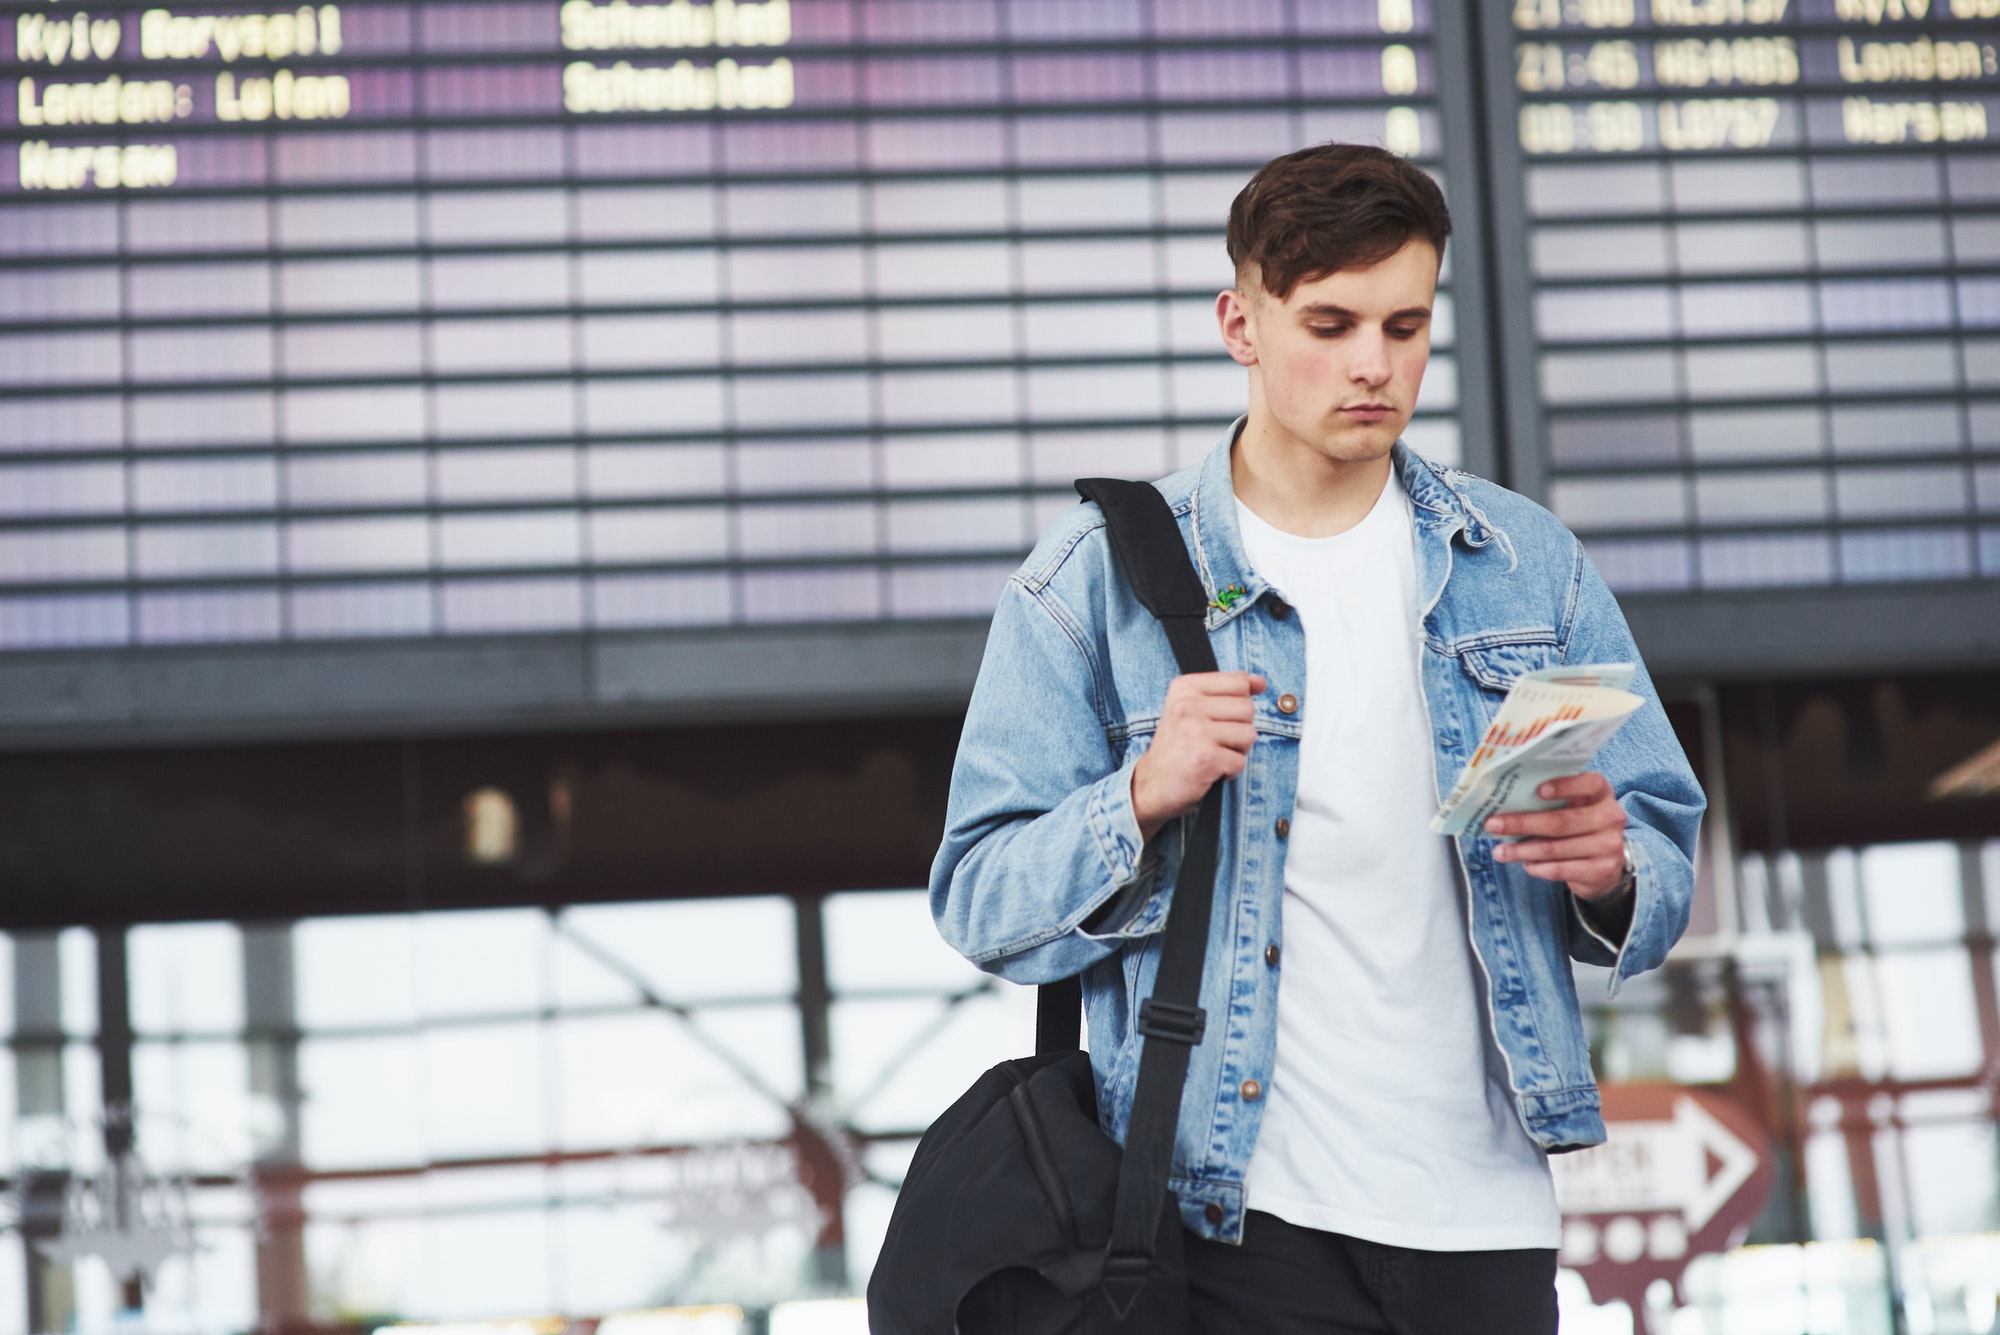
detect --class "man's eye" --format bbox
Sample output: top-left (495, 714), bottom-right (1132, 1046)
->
top-left (1388, 323), bottom-right (1425, 339)
top-left (1308, 325), bottom-right (1349, 338)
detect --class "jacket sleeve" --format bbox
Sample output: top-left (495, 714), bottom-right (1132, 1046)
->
top-left (929, 575), bottom-right (1177, 985)
top-left (1557, 541), bottom-right (1707, 994)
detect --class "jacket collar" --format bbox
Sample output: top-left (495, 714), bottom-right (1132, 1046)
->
top-left (1396, 439), bottom-right (1502, 550)
top-left (1186, 420), bottom-right (1499, 631)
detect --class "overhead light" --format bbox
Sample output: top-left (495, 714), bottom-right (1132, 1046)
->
top-left (767, 1299), bottom-right (868, 1335)
top-left (374, 1319), bottom-right (564, 1335)
top-left (1928, 737), bottom-right (2000, 800)
top-left (463, 786), bottom-right (520, 864)
top-left (598, 1307), bottom-right (744, 1335)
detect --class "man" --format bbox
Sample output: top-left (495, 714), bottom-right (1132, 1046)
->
top-left (930, 143), bottom-right (1704, 1333)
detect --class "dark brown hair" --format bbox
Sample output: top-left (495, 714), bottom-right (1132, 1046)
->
top-left (1225, 142), bottom-right (1451, 301)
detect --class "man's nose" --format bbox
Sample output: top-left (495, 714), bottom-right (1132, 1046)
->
top-left (1349, 328), bottom-right (1390, 386)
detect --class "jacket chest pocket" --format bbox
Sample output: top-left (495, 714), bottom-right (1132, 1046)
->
top-left (1452, 638), bottom-right (1560, 709)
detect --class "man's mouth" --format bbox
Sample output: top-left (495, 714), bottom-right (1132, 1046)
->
top-left (1340, 403), bottom-right (1396, 422)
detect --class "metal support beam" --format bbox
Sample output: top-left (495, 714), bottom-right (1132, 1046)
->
top-left (1431, 0), bottom-right (1505, 483)
top-left (94, 927), bottom-right (144, 1312)
top-left (1958, 846), bottom-right (2000, 1112)
top-left (0, 623), bottom-right (990, 751)
top-left (796, 894), bottom-right (833, 1102)
top-left (15, 933), bottom-right (70, 1335)
top-left (792, 893), bottom-right (847, 1290)
top-left (96, 929), bottom-right (133, 1158)
top-left (244, 923), bottom-right (309, 1335)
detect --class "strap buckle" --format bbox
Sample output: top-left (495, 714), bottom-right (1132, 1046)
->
top-left (1136, 998), bottom-right (1206, 1045)
top-left (1100, 1251), bottom-right (1152, 1320)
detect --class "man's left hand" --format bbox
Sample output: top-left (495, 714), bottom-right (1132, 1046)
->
top-left (1484, 772), bottom-right (1628, 900)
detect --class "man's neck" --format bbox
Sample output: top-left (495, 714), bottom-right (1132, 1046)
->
top-left (1230, 413), bottom-right (1396, 540)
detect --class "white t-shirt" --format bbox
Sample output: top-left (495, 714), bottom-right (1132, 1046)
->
top-left (1235, 471), bottom-right (1561, 1252)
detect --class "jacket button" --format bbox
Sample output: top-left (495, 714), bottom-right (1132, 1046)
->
top-left (1204, 1202), bottom-right (1225, 1225)
top-left (1274, 817), bottom-right (1290, 839)
top-left (1268, 597), bottom-right (1290, 620)
top-left (1265, 944), bottom-right (1280, 967)
top-left (1276, 693), bottom-right (1299, 715)
top-left (1240, 1079), bottom-right (1263, 1102)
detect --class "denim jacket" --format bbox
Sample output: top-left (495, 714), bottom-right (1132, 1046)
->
top-left (930, 426), bottom-right (1705, 1245)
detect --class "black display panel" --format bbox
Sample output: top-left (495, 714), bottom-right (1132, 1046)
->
top-left (1491, 0), bottom-right (2000, 596)
top-left (3, 0), bottom-right (1997, 740)
top-left (0, 0), bottom-right (1464, 654)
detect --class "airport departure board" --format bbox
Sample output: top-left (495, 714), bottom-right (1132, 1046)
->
top-left (3, 0), bottom-right (1997, 724)
top-left (1502, 0), bottom-right (2000, 592)
top-left (0, 0), bottom-right (1461, 651)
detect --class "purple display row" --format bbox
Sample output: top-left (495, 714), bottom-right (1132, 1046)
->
top-left (1518, 0), bottom-right (1998, 30)
top-left (1514, 92), bottom-right (1999, 154)
top-left (0, 0), bottom-right (1433, 65)
top-left (5, 45), bottom-right (1434, 128)
top-left (1512, 32), bottom-right (2000, 95)
top-left (4, 106), bottom-right (1437, 192)
top-left (1525, 147), bottom-right (2000, 213)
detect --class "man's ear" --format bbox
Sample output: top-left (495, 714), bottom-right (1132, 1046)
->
top-left (1216, 287), bottom-right (1259, 368)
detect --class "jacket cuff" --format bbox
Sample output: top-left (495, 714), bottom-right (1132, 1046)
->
top-left (1571, 887), bottom-right (1630, 957)
top-left (1579, 837), bottom-right (1656, 996)
top-left (1085, 758), bottom-right (1146, 886)
top-left (1077, 761), bottom-right (1175, 940)
top-left (1573, 837), bottom-right (1636, 950)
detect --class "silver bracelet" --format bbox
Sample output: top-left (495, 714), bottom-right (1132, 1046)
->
top-left (1606, 838), bottom-right (1638, 901)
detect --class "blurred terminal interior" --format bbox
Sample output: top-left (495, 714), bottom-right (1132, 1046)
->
top-left (5, 0), bottom-right (2000, 1327)
top-left (0, 662), bottom-right (1996, 1335)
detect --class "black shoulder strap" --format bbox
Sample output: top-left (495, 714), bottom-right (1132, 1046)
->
top-left (1033, 479), bottom-right (1219, 1057)
top-left (1026, 477), bottom-right (1225, 1317)
top-left (1076, 478), bottom-right (1219, 676)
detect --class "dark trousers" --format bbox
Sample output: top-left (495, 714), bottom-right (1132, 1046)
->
top-left (1184, 1210), bottom-right (1559, 1335)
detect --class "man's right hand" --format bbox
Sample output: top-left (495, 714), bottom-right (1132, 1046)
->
top-left (1131, 672), bottom-right (1266, 842)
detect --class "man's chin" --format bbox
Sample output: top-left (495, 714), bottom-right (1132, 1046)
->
top-left (1310, 421), bottom-right (1404, 463)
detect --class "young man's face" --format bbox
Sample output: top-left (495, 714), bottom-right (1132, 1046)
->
top-left (1217, 239), bottom-right (1438, 465)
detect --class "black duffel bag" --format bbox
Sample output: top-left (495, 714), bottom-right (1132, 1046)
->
top-left (868, 478), bottom-right (1228, 1334)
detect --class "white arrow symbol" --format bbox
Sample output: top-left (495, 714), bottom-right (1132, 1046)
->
top-left (1674, 1095), bottom-right (1759, 1232)
top-left (1552, 1095), bottom-right (1760, 1232)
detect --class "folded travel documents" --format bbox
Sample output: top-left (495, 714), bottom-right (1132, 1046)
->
top-left (1430, 663), bottom-right (1643, 837)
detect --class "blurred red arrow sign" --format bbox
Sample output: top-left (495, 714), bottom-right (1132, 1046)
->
top-left (1553, 1083), bottom-right (1774, 1333)
top-left (1553, 1091), bottom-right (1761, 1231)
